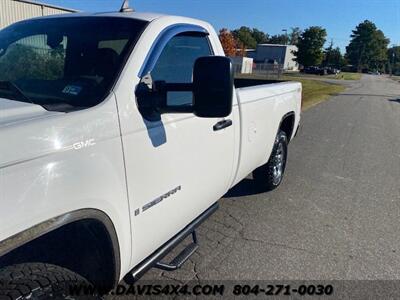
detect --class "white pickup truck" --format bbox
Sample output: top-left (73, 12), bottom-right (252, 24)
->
top-left (0, 8), bottom-right (301, 299)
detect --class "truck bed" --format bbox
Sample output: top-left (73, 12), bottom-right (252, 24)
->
top-left (231, 80), bottom-right (302, 187)
top-left (234, 78), bottom-right (284, 88)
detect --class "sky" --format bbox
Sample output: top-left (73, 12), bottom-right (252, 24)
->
top-left (41, 0), bottom-right (400, 52)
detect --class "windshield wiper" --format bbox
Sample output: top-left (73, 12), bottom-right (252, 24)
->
top-left (0, 81), bottom-right (35, 105)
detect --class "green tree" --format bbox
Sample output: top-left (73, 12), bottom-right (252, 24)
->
top-left (289, 27), bottom-right (302, 45)
top-left (345, 20), bottom-right (389, 72)
top-left (323, 41), bottom-right (345, 68)
top-left (267, 28), bottom-right (301, 45)
top-left (294, 26), bottom-right (327, 67)
top-left (268, 34), bottom-right (289, 45)
top-left (252, 28), bottom-right (269, 44)
top-left (232, 26), bottom-right (257, 49)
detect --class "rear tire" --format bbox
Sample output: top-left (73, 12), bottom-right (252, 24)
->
top-left (253, 130), bottom-right (288, 191)
top-left (0, 263), bottom-right (99, 299)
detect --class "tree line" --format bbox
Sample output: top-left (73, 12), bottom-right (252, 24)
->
top-left (220, 20), bottom-right (397, 73)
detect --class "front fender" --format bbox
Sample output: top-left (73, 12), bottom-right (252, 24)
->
top-left (0, 94), bottom-right (132, 280)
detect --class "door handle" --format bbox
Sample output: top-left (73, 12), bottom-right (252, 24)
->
top-left (213, 119), bottom-right (232, 131)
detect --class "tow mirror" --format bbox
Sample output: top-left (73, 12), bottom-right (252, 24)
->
top-left (136, 56), bottom-right (233, 118)
top-left (192, 56), bottom-right (233, 118)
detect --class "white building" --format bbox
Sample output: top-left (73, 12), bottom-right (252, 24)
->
top-left (254, 44), bottom-right (299, 71)
top-left (0, 0), bottom-right (76, 30)
top-left (231, 56), bottom-right (253, 74)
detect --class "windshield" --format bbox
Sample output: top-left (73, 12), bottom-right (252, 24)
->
top-left (0, 17), bottom-right (147, 111)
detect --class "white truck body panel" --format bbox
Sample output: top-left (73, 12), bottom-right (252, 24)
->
top-left (0, 95), bottom-right (133, 277)
top-left (0, 12), bottom-right (301, 281)
top-left (233, 82), bottom-right (301, 185)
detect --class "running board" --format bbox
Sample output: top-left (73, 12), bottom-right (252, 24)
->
top-left (155, 232), bottom-right (198, 271)
top-left (124, 203), bottom-right (218, 284)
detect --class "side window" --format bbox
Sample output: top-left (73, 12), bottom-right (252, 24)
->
top-left (151, 33), bottom-right (212, 107)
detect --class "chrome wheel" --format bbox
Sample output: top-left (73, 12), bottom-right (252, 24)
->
top-left (272, 142), bottom-right (285, 185)
top-left (253, 130), bottom-right (288, 191)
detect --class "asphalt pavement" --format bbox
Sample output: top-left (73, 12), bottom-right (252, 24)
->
top-left (140, 74), bottom-right (400, 283)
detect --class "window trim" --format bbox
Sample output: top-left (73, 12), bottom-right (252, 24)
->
top-left (138, 23), bottom-right (210, 78)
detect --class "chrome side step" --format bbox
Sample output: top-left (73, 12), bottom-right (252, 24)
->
top-left (124, 203), bottom-right (218, 284)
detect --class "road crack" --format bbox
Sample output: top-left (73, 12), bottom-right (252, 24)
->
top-left (239, 233), bottom-right (321, 256)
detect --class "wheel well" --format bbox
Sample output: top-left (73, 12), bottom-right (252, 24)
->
top-left (0, 219), bottom-right (117, 291)
top-left (279, 113), bottom-right (295, 142)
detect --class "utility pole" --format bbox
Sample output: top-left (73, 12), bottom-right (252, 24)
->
top-left (282, 29), bottom-right (288, 45)
top-left (391, 44), bottom-right (396, 76)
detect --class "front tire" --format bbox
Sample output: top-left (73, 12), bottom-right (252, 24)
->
top-left (0, 263), bottom-right (98, 299)
top-left (253, 130), bottom-right (288, 191)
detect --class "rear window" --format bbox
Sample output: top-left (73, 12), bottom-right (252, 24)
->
top-left (0, 17), bottom-right (148, 111)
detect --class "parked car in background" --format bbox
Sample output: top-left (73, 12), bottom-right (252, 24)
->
top-left (301, 66), bottom-right (340, 76)
top-left (301, 66), bottom-right (326, 75)
top-left (301, 66), bottom-right (320, 74)
top-left (326, 67), bottom-right (341, 75)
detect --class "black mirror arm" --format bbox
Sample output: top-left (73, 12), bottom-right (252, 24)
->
top-left (136, 80), bottom-right (195, 115)
top-left (154, 81), bottom-right (193, 93)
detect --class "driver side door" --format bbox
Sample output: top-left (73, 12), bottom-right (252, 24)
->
top-left (121, 30), bottom-right (235, 265)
